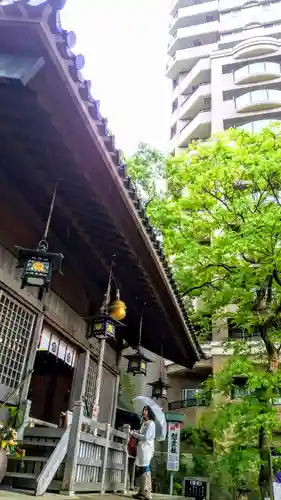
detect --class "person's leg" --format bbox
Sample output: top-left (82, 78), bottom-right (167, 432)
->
top-left (143, 467), bottom-right (152, 500)
top-left (132, 467), bottom-right (145, 498)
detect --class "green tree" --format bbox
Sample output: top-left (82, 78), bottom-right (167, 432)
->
top-left (128, 126), bottom-right (281, 498)
top-left (126, 142), bottom-right (166, 208)
top-left (118, 368), bottom-right (137, 412)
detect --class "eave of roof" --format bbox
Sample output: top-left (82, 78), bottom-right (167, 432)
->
top-left (0, 0), bottom-right (206, 363)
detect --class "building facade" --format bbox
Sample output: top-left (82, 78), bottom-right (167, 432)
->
top-left (167, 0), bottom-right (281, 153)
top-left (0, 0), bottom-right (206, 493)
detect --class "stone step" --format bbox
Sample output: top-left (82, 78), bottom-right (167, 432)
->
top-left (8, 456), bottom-right (49, 462)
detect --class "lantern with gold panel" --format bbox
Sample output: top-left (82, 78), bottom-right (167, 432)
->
top-left (16, 241), bottom-right (63, 300)
top-left (125, 307), bottom-right (152, 376)
top-left (125, 348), bottom-right (152, 376)
top-left (15, 182), bottom-right (63, 301)
top-left (88, 314), bottom-right (116, 342)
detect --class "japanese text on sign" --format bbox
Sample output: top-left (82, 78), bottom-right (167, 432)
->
top-left (167, 422), bottom-right (180, 472)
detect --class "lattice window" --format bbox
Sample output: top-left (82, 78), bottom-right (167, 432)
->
top-left (0, 290), bottom-right (35, 390)
top-left (84, 357), bottom-right (97, 417)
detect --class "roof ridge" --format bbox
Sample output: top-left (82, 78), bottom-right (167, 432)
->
top-left (0, 0), bottom-right (206, 361)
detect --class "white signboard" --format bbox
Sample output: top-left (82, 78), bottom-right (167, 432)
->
top-left (274, 482), bottom-right (281, 500)
top-left (167, 422), bottom-right (180, 472)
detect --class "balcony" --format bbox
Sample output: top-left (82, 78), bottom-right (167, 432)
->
top-left (180, 58), bottom-right (211, 95)
top-left (178, 110), bottom-right (211, 147)
top-left (235, 89), bottom-right (281, 113)
top-left (180, 83), bottom-right (211, 120)
top-left (234, 62), bottom-right (281, 85)
top-left (169, 0), bottom-right (216, 17)
top-left (166, 43), bottom-right (218, 79)
top-left (219, 24), bottom-right (281, 50)
top-left (168, 21), bottom-right (219, 56)
top-left (238, 119), bottom-right (281, 134)
top-left (169, 389), bottom-right (210, 425)
top-left (169, 1), bottom-right (218, 34)
top-left (219, 0), bottom-right (266, 10)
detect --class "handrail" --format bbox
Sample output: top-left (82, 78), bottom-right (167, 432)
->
top-left (169, 397), bottom-right (210, 410)
top-left (30, 418), bottom-right (58, 429)
top-left (36, 426), bottom-right (70, 496)
top-left (0, 369), bottom-right (33, 408)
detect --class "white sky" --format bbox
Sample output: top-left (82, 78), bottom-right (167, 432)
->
top-left (61, 0), bottom-right (171, 155)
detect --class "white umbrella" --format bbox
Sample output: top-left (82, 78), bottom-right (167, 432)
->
top-left (133, 396), bottom-right (167, 442)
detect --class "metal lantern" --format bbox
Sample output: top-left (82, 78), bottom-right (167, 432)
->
top-left (125, 307), bottom-right (153, 375)
top-left (16, 242), bottom-right (63, 300)
top-left (15, 182), bottom-right (63, 301)
top-left (125, 349), bottom-right (152, 376)
top-left (87, 314), bottom-right (116, 343)
top-left (149, 377), bottom-right (171, 400)
top-left (86, 263), bottom-right (126, 344)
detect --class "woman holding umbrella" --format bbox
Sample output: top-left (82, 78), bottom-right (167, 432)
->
top-left (131, 405), bottom-right (156, 500)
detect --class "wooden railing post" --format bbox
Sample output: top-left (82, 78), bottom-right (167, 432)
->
top-left (61, 400), bottom-right (84, 496)
top-left (100, 423), bottom-right (111, 494)
top-left (17, 399), bottom-right (31, 440)
top-left (123, 424), bottom-right (130, 494)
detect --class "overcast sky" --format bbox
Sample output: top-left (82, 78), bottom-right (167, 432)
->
top-left (61, 0), bottom-right (171, 155)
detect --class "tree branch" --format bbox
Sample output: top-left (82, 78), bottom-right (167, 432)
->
top-left (273, 268), bottom-right (281, 287)
top-left (181, 280), bottom-right (221, 297)
top-left (262, 174), bottom-right (281, 207)
top-left (205, 263), bottom-right (237, 273)
top-left (242, 254), bottom-right (258, 265)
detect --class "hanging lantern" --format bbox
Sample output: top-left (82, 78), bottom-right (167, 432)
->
top-left (108, 289), bottom-right (126, 321)
top-left (87, 315), bottom-right (116, 343)
top-left (148, 377), bottom-right (171, 400)
top-left (125, 348), bottom-right (152, 376)
top-left (15, 182), bottom-right (63, 301)
top-left (16, 241), bottom-right (63, 301)
top-left (87, 262), bottom-right (125, 344)
top-left (125, 308), bottom-right (152, 375)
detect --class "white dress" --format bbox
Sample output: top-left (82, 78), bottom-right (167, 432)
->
top-left (134, 420), bottom-right (156, 467)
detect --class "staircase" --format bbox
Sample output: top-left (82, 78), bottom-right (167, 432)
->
top-left (4, 427), bottom-right (66, 492)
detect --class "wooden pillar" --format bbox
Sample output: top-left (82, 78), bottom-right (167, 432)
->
top-left (122, 424), bottom-right (130, 494)
top-left (17, 399), bottom-right (31, 440)
top-left (110, 374), bottom-right (120, 428)
top-left (19, 311), bottom-right (44, 404)
top-left (69, 350), bottom-right (90, 409)
top-left (61, 400), bottom-right (84, 496)
top-left (100, 423), bottom-right (111, 494)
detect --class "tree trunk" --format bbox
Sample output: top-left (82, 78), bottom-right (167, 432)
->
top-left (258, 427), bottom-right (273, 500)
top-left (258, 322), bottom-right (278, 500)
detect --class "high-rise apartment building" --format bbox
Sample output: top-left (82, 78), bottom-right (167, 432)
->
top-left (167, 0), bottom-right (281, 154)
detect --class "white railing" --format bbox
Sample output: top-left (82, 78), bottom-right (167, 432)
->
top-left (60, 401), bottom-right (129, 495)
top-left (14, 399), bottom-right (129, 496)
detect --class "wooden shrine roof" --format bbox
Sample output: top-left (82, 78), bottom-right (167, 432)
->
top-left (0, 0), bottom-right (206, 368)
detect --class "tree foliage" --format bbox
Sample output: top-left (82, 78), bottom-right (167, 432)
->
top-left (118, 368), bottom-right (136, 412)
top-left (127, 127), bottom-right (281, 498)
top-left (126, 141), bottom-right (166, 208)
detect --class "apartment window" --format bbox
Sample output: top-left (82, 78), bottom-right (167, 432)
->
top-left (181, 388), bottom-right (207, 407)
top-left (170, 124), bottom-right (176, 139)
top-left (206, 15), bottom-right (214, 22)
top-left (172, 99), bottom-right (178, 113)
top-left (193, 39), bottom-right (202, 47)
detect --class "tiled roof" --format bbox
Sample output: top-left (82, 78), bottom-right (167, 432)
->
top-left (0, 0), bottom-right (206, 360)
